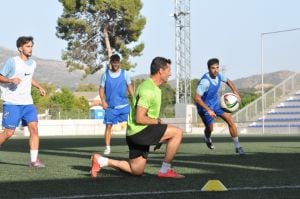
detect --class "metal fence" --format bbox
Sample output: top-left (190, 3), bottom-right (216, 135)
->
top-left (232, 72), bottom-right (300, 134)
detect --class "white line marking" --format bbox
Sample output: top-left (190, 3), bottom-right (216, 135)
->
top-left (32, 185), bottom-right (300, 199)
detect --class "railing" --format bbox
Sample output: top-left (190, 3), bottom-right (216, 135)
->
top-left (233, 72), bottom-right (300, 123)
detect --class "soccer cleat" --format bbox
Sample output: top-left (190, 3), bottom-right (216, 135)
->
top-left (29, 159), bottom-right (46, 168)
top-left (91, 153), bottom-right (101, 178)
top-left (103, 148), bottom-right (111, 155)
top-left (204, 137), bottom-right (215, 150)
top-left (158, 169), bottom-right (185, 179)
top-left (235, 147), bottom-right (245, 155)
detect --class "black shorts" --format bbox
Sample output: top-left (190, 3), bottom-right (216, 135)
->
top-left (126, 124), bottom-right (167, 159)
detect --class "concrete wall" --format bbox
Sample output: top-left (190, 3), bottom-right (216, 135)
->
top-left (22, 120), bottom-right (127, 136)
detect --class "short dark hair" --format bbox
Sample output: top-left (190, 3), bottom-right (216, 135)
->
top-left (110, 54), bottom-right (120, 62)
top-left (207, 58), bottom-right (219, 68)
top-left (150, 57), bottom-right (171, 75)
top-left (16, 36), bottom-right (34, 48)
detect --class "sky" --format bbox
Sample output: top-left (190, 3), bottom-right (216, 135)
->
top-left (0, 0), bottom-right (300, 80)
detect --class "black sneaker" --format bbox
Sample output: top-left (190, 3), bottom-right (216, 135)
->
top-left (235, 147), bottom-right (245, 155)
top-left (204, 137), bottom-right (215, 150)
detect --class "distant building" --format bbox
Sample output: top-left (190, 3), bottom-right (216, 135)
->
top-left (73, 92), bottom-right (102, 107)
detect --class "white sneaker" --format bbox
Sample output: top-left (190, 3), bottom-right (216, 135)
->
top-left (204, 137), bottom-right (215, 150)
top-left (104, 148), bottom-right (111, 155)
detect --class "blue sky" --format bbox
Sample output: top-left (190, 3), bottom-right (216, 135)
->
top-left (0, 0), bottom-right (299, 80)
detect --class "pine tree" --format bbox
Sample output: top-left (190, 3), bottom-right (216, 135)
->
top-left (56, 0), bottom-right (146, 75)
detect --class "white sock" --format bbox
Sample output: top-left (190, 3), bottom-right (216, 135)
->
top-left (98, 156), bottom-right (109, 167)
top-left (160, 162), bottom-right (171, 173)
top-left (232, 137), bottom-right (241, 148)
top-left (106, 145), bottom-right (111, 150)
top-left (30, 150), bottom-right (38, 162)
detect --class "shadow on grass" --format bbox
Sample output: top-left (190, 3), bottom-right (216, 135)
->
top-left (1, 135), bottom-right (300, 199)
top-left (0, 161), bottom-right (28, 167)
top-left (1, 151), bottom-right (300, 199)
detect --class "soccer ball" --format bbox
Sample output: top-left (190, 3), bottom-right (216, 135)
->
top-left (220, 93), bottom-right (240, 113)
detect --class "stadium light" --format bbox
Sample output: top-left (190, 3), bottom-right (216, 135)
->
top-left (261, 27), bottom-right (300, 134)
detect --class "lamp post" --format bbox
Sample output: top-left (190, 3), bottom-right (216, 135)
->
top-left (261, 27), bottom-right (300, 134)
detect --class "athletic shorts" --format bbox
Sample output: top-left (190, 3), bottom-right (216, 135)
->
top-left (126, 124), bottom-right (168, 159)
top-left (104, 105), bottom-right (130, 125)
top-left (198, 104), bottom-right (224, 126)
top-left (2, 104), bottom-right (38, 129)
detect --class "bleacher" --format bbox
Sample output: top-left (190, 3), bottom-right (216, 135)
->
top-left (248, 91), bottom-right (300, 129)
top-left (233, 72), bottom-right (300, 134)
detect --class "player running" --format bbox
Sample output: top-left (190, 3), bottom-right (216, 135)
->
top-left (194, 58), bottom-right (245, 155)
top-left (0, 36), bottom-right (46, 167)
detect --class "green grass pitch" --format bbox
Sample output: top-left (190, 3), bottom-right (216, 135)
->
top-left (1, 134), bottom-right (300, 199)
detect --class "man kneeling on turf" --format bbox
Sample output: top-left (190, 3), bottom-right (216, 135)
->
top-left (91, 57), bottom-right (184, 178)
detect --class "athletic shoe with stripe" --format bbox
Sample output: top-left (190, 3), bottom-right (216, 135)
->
top-left (91, 153), bottom-right (101, 178)
top-left (204, 137), bottom-right (215, 150)
top-left (158, 169), bottom-right (185, 179)
top-left (235, 147), bottom-right (245, 155)
top-left (29, 159), bottom-right (46, 168)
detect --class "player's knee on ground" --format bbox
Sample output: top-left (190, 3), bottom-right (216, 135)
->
top-left (131, 169), bottom-right (144, 176)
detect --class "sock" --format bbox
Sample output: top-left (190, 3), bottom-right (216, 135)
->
top-left (232, 137), bottom-right (241, 148)
top-left (106, 145), bottom-right (111, 150)
top-left (98, 156), bottom-right (108, 167)
top-left (159, 162), bottom-right (171, 173)
top-left (204, 136), bottom-right (212, 142)
top-left (30, 150), bottom-right (38, 162)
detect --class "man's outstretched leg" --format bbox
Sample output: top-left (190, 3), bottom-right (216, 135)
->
top-left (91, 153), bottom-right (147, 178)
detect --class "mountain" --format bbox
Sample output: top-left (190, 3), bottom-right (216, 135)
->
top-left (0, 47), bottom-right (296, 90)
top-left (168, 70), bottom-right (295, 90)
top-left (232, 70), bottom-right (295, 89)
top-left (0, 47), bottom-right (100, 90)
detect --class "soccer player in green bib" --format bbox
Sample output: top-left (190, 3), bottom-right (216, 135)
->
top-left (91, 57), bottom-right (184, 178)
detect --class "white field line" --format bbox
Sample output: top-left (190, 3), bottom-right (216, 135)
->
top-left (32, 184), bottom-right (300, 199)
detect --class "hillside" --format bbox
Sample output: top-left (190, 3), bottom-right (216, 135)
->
top-left (232, 70), bottom-right (295, 89)
top-left (0, 47), bottom-right (100, 90)
top-left (0, 47), bottom-right (296, 90)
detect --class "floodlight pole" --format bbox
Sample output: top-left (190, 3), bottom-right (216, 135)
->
top-left (260, 27), bottom-right (300, 134)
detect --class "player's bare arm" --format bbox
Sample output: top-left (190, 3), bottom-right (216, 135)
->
top-left (32, 79), bottom-right (46, 96)
top-left (0, 75), bottom-right (21, 85)
top-left (99, 86), bottom-right (108, 109)
top-left (128, 84), bottom-right (134, 97)
top-left (135, 106), bottom-right (161, 125)
top-left (226, 79), bottom-right (241, 101)
top-left (194, 93), bottom-right (216, 118)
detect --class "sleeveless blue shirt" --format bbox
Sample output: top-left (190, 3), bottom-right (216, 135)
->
top-left (196, 73), bottom-right (222, 112)
top-left (104, 69), bottom-right (128, 108)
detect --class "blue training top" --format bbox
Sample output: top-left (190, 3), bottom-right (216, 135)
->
top-left (104, 69), bottom-right (128, 108)
top-left (196, 73), bottom-right (222, 113)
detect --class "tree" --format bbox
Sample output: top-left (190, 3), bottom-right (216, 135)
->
top-left (50, 87), bottom-right (76, 111)
top-left (160, 83), bottom-right (176, 117)
top-left (76, 83), bottom-right (98, 91)
top-left (32, 83), bottom-right (57, 112)
top-left (56, 0), bottom-right (146, 75)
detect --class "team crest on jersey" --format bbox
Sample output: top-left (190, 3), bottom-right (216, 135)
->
top-left (3, 111), bottom-right (9, 119)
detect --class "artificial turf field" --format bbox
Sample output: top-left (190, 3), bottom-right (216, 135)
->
top-left (0, 134), bottom-right (300, 199)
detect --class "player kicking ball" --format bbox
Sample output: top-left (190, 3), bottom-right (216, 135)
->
top-left (91, 57), bottom-right (184, 178)
top-left (194, 58), bottom-right (245, 155)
